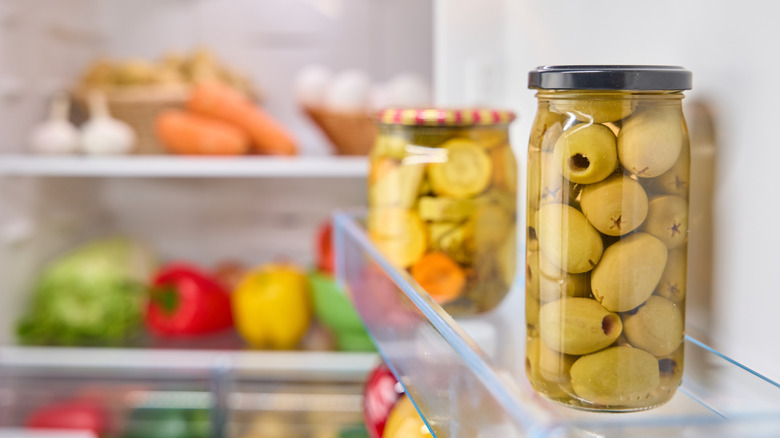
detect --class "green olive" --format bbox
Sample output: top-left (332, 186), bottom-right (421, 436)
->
top-left (536, 204), bottom-right (603, 274)
top-left (570, 346), bottom-right (660, 407)
top-left (591, 233), bottom-right (668, 312)
top-left (535, 252), bottom-right (590, 303)
top-left (539, 298), bottom-right (622, 355)
top-left (623, 296), bottom-right (684, 356)
top-left (656, 346), bottom-right (684, 396)
top-left (643, 195), bottom-right (688, 249)
top-left (651, 137), bottom-right (690, 197)
top-left (538, 337), bottom-right (577, 382)
top-left (526, 336), bottom-right (575, 399)
top-left (526, 292), bottom-right (540, 328)
top-left (580, 175), bottom-right (649, 236)
top-left (553, 124), bottom-right (618, 184)
top-left (552, 98), bottom-right (635, 124)
top-left (530, 107), bottom-right (566, 152)
top-left (656, 247), bottom-right (687, 303)
top-left (617, 107), bottom-right (685, 178)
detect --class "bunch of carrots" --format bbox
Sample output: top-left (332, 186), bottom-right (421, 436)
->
top-left (156, 81), bottom-right (297, 156)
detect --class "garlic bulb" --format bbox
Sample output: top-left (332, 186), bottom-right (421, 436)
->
top-left (29, 93), bottom-right (80, 154)
top-left (80, 91), bottom-right (136, 155)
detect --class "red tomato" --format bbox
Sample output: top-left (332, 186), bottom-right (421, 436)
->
top-left (26, 399), bottom-right (108, 436)
top-left (317, 220), bottom-right (335, 274)
top-left (363, 363), bottom-right (404, 438)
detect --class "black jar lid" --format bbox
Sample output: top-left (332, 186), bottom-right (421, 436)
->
top-left (528, 65), bottom-right (692, 91)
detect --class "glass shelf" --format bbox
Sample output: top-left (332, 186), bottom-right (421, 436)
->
top-left (333, 211), bottom-right (780, 438)
top-left (0, 155), bottom-right (368, 178)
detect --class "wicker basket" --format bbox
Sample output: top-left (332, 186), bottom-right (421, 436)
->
top-left (72, 85), bottom-right (190, 155)
top-left (304, 106), bottom-right (377, 155)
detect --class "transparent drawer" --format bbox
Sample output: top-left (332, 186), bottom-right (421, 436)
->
top-left (333, 211), bottom-right (780, 438)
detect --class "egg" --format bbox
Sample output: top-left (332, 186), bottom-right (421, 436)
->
top-left (385, 73), bottom-right (432, 107)
top-left (294, 64), bottom-right (332, 107)
top-left (324, 69), bottom-right (371, 113)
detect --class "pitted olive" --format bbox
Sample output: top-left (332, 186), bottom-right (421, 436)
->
top-left (539, 298), bottom-right (622, 355)
top-left (591, 233), bottom-right (668, 312)
top-left (570, 346), bottom-right (660, 407)
top-left (618, 107), bottom-right (685, 178)
top-left (644, 195), bottom-right (688, 249)
top-left (623, 296), bottom-right (684, 356)
top-left (536, 203), bottom-right (603, 274)
top-left (580, 175), bottom-right (649, 236)
top-left (553, 123), bottom-right (618, 184)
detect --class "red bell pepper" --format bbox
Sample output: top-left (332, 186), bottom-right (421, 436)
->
top-left (26, 398), bottom-right (109, 436)
top-left (146, 263), bottom-right (234, 337)
top-left (317, 220), bottom-right (335, 275)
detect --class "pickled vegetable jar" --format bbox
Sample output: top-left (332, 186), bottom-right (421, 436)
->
top-left (525, 66), bottom-right (692, 411)
top-left (369, 108), bottom-right (517, 315)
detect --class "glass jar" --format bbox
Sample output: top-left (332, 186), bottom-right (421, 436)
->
top-left (369, 108), bottom-right (517, 316)
top-left (524, 66), bottom-right (692, 411)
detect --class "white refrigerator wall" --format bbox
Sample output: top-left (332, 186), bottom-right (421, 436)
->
top-left (435, 0), bottom-right (780, 381)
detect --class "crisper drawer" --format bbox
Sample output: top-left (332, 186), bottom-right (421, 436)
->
top-left (0, 349), bottom-right (376, 438)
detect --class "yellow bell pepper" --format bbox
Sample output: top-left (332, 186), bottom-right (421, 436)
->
top-left (382, 396), bottom-right (433, 438)
top-left (232, 263), bottom-right (311, 349)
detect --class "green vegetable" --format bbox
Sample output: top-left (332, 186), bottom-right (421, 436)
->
top-left (17, 237), bottom-right (157, 346)
top-left (122, 408), bottom-right (210, 438)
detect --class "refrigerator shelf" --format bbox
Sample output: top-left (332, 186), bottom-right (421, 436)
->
top-left (333, 211), bottom-right (780, 438)
top-left (0, 347), bottom-right (377, 381)
top-left (0, 155), bottom-right (368, 178)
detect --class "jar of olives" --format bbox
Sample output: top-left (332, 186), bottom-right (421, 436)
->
top-left (369, 108), bottom-right (517, 316)
top-left (524, 66), bottom-right (692, 411)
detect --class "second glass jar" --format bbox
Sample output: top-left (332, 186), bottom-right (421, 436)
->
top-left (368, 108), bottom-right (517, 316)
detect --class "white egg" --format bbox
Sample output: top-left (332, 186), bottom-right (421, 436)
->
top-left (324, 69), bottom-right (372, 113)
top-left (386, 73), bottom-right (432, 107)
top-left (368, 84), bottom-right (392, 112)
top-left (294, 64), bottom-right (332, 107)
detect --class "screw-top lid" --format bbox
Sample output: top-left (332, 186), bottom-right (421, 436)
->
top-left (528, 65), bottom-right (692, 91)
top-left (377, 108), bottom-right (516, 126)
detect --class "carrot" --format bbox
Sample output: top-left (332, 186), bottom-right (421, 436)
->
top-left (187, 81), bottom-right (297, 155)
top-left (410, 251), bottom-right (466, 304)
top-left (155, 109), bottom-right (250, 155)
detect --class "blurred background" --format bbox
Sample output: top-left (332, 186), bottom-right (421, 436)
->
top-left (0, 0), bottom-right (778, 436)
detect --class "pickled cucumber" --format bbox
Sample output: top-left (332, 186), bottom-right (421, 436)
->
top-left (643, 195), bottom-right (688, 249)
top-left (418, 197), bottom-right (477, 222)
top-left (623, 296), bottom-right (683, 356)
top-left (591, 233), bottom-right (668, 312)
top-left (429, 138), bottom-right (493, 198)
top-left (539, 298), bottom-right (622, 355)
top-left (656, 247), bottom-right (687, 303)
top-left (491, 145), bottom-right (518, 192)
top-left (369, 209), bottom-right (427, 268)
top-left (429, 222), bottom-right (471, 264)
top-left (553, 123), bottom-right (618, 185)
top-left (552, 98), bottom-right (635, 124)
top-left (536, 204), bottom-right (603, 274)
top-left (373, 134), bottom-right (408, 159)
top-left (570, 346), bottom-right (660, 407)
top-left (467, 203), bottom-right (512, 250)
top-left (369, 162), bottom-right (425, 208)
top-left (580, 175), bottom-right (649, 236)
top-left (618, 107), bottom-right (685, 178)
